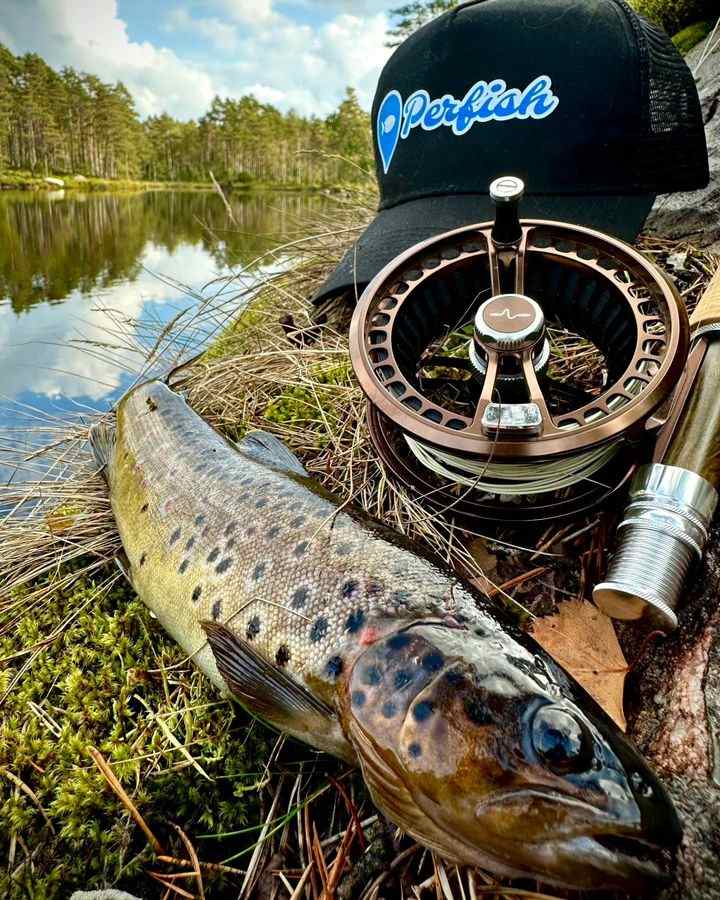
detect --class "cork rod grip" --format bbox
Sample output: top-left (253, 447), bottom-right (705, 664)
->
top-left (689, 266), bottom-right (720, 333)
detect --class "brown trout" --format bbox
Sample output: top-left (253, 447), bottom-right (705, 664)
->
top-left (90, 380), bottom-right (680, 891)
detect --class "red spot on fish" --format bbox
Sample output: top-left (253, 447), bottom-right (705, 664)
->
top-left (360, 627), bottom-right (381, 646)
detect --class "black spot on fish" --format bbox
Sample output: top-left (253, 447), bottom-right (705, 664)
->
top-left (185, 536), bottom-right (196, 552)
top-left (178, 559), bottom-right (189, 574)
top-left (413, 701), bottom-right (434, 722)
top-left (388, 633), bottom-right (411, 651)
top-left (342, 580), bottom-right (359, 600)
top-left (381, 701), bottom-right (396, 718)
top-left (394, 669), bottom-right (413, 690)
top-left (246, 526), bottom-right (256, 537)
top-left (336, 543), bottom-right (352, 556)
top-left (256, 498), bottom-right (267, 508)
top-left (253, 562), bottom-right (266, 581)
top-left (169, 527), bottom-right (181, 546)
top-left (139, 553), bottom-right (147, 567)
top-left (366, 580), bottom-right (384, 598)
top-left (240, 476), bottom-right (253, 486)
top-left (267, 526), bottom-right (281, 539)
top-left (464, 697), bottom-right (493, 726)
top-left (195, 514), bottom-right (205, 526)
top-left (294, 541), bottom-right (309, 558)
top-left (202, 526), bottom-right (210, 538)
top-left (207, 547), bottom-right (220, 563)
top-left (216, 558), bottom-right (233, 574)
top-left (225, 522), bottom-right (236, 536)
top-left (146, 397), bottom-right (158, 411)
top-left (290, 515), bottom-right (305, 528)
top-left (192, 585), bottom-right (202, 603)
top-left (326, 656), bottom-right (343, 678)
top-left (422, 652), bottom-right (444, 673)
top-left (211, 599), bottom-right (222, 620)
top-left (140, 503), bottom-right (148, 513)
top-left (351, 690), bottom-right (366, 708)
top-left (345, 609), bottom-right (365, 633)
top-left (291, 587), bottom-right (309, 609)
top-left (408, 742), bottom-right (422, 758)
top-left (362, 665), bottom-right (382, 686)
top-left (226, 538), bottom-right (236, 551)
top-left (309, 617), bottom-right (328, 643)
top-left (275, 644), bottom-right (291, 667)
top-left (445, 670), bottom-right (465, 688)
top-left (246, 616), bottom-right (261, 640)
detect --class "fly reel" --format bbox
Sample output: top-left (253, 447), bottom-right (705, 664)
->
top-left (349, 178), bottom-right (690, 523)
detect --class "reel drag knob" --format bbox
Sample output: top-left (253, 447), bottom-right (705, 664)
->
top-left (473, 293), bottom-right (545, 354)
top-left (470, 294), bottom-right (551, 436)
top-left (469, 294), bottom-right (550, 376)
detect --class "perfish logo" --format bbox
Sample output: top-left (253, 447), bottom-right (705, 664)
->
top-left (490, 308), bottom-right (532, 321)
top-left (376, 76), bottom-right (559, 174)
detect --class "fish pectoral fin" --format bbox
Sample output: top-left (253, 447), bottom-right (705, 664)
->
top-left (202, 621), bottom-right (335, 731)
top-left (235, 431), bottom-right (308, 477)
top-left (114, 550), bottom-right (133, 586)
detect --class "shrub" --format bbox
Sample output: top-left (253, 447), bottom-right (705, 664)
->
top-left (629, 0), bottom-right (718, 35)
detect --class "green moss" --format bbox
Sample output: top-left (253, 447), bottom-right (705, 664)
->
top-left (629, 0), bottom-right (717, 35)
top-left (263, 361), bottom-right (354, 446)
top-left (672, 18), bottom-right (714, 53)
top-left (0, 567), bottom-right (276, 897)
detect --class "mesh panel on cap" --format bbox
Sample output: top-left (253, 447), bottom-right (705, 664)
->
top-left (615, 0), bottom-right (709, 191)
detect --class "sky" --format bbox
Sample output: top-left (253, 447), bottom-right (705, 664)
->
top-left (0, 0), bottom-right (394, 119)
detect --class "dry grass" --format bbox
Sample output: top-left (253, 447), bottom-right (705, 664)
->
top-left (0, 190), bottom-right (717, 898)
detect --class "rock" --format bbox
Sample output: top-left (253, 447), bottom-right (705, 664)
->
top-left (44, 176), bottom-right (64, 187)
top-left (70, 892), bottom-right (143, 900)
top-left (645, 33), bottom-right (720, 251)
top-left (74, 174), bottom-right (88, 182)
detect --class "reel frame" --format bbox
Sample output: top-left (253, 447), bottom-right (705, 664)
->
top-left (349, 216), bottom-right (689, 522)
top-left (350, 220), bottom-right (689, 460)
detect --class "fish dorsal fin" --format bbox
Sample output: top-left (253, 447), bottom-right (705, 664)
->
top-left (235, 430), bottom-right (308, 477)
top-left (202, 621), bottom-right (333, 730)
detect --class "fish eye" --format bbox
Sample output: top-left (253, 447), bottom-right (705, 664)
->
top-left (531, 704), bottom-right (592, 774)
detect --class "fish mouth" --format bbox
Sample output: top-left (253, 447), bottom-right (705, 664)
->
top-left (558, 833), bottom-right (673, 886)
top-left (472, 788), bottom-right (675, 888)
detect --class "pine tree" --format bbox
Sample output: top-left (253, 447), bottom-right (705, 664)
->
top-left (386, 1), bottom-right (457, 46)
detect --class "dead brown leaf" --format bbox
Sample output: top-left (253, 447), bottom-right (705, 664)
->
top-left (530, 600), bottom-right (628, 731)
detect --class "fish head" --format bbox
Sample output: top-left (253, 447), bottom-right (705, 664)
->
top-left (344, 621), bottom-right (680, 890)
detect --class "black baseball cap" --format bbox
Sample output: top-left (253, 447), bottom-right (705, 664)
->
top-left (315, 0), bottom-right (708, 303)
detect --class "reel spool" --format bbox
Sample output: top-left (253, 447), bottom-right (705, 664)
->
top-left (349, 177), bottom-right (690, 523)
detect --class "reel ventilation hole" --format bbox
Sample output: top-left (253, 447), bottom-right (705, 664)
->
top-left (349, 178), bottom-right (689, 523)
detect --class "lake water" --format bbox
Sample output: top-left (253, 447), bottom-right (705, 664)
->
top-left (0, 189), bottom-right (326, 472)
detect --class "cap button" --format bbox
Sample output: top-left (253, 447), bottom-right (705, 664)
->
top-left (474, 294), bottom-right (545, 353)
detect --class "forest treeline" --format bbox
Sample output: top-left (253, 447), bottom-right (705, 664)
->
top-left (0, 44), bottom-right (372, 187)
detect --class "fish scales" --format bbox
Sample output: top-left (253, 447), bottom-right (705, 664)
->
top-left (91, 381), bottom-right (682, 891)
top-left (104, 382), bottom-right (490, 752)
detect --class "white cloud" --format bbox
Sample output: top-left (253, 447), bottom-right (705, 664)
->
top-left (215, 0), bottom-right (274, 23)
top-left (167, 9), bottom-right (239, 52)
top-left (0, 0), bottom-right (224, 118)
top-left (0, 0), bottom-right (391, 119)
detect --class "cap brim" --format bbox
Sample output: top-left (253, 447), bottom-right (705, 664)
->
top-left (313, 192), bottom-right (655, 303)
